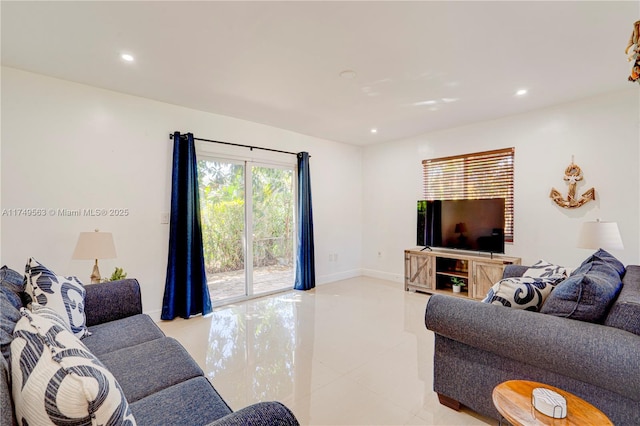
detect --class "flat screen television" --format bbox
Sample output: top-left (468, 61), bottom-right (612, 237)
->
top-left (417, 198), bottom-right (506, 254)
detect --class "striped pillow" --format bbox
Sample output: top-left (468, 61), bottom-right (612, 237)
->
top-left (24, 258), bottom-right (90, 338)
top-left (11, 308), bottom-right (136, 426)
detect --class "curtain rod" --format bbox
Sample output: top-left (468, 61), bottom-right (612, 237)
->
top-left (170, 133), bottom-right (301, 157)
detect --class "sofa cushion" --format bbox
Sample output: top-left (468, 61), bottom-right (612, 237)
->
top-left (98, 337), bottom-right (203, 403)
top-left (482, 276), bottom-right (562, 311)
top-left (208, 402), bottom-right (299, 426)
top-left (129, 377), bottom-right (232, 426)
top-left (605, 265), bottom-right (640, 336)
top-left (11, 308), bottom-right (136, 426)
top-left (83, 314), bottom-right (165, 356)
top-left (24, 258), bottom-right (90, 338)
top-left (541, 249), bottom-right (624, 323)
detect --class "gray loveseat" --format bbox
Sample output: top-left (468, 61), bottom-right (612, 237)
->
top-left (425, 264), bottom-right (640, 426)
top-left (1, 278), bottom-right (299, 426)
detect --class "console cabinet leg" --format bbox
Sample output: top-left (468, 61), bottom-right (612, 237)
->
top-left (437, 393), bottom-right (461, 411)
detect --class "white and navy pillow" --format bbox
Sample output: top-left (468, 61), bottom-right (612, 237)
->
top-left (11, 308), bottom-right (136, 426)
top-left (24, 258), bottom-right (90, 338)
top-left (31, 303), bottom-right (72, 332)
top-left (524, 260), bottom-right (568, 280)
top-left (482, 276), bottom-right (564, 312)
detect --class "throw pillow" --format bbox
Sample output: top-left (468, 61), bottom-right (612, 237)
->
top-left (31, 303), bottom-right (73, 333)
top-left (579, 248), bottom-right (625, 276)
top-left (540, 249), bottom-right (625, 323)
top-left (483, 276), bottom-right (563, 311)
top-left (524, 260), bottom-right (567, 279)
top-left (1, 265), bottom-right (25, 295)
top-left (11, 308), bottom-right (136, 426)
top-left (0, 266), bottom-right (26, 363)
top-left (0, 290), bottom-right (21, 363)
top-left (24, 258), bottom-right (90, 338)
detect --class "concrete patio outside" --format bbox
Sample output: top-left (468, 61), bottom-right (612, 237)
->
top-left (208, 265), bottom-right (294, 303)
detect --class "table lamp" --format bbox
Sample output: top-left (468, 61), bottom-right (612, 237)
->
top-left (72, 230), bottom-right (117, 283)
top-left (577, 219), bottom-right (624, 250)
top-left (455, 222), bottom-right (468, 246)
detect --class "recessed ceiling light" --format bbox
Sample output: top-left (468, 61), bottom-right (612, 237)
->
top-left (121, 53), bottom-right (134, 62)
top-left (371, 128), bottom-right (378, 134)
top-left (339, 70), bottom-right (357, 79)
top-left (515, 89), bottom-right (528, 96)
top-left (413, 100), bottom-right (438, 106)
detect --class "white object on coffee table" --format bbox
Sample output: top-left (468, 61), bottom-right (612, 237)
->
top-left (532, 387), bottom-right (567, 418)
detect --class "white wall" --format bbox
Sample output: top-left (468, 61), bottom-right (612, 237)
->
top-left (1, 67), bottom-right (363, 318)
top-left (362, 89), bottom-right (640, 281)
top-left (3, 67), bottom-right (638, 311)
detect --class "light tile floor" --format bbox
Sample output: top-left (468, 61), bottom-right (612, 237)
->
top-left (159, 276), bottom-right (493, 425)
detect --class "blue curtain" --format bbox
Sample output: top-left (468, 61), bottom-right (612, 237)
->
top-left (161, 132), bottom-right (213, 320)
top-left (295, 152), bottom-right (316, 290)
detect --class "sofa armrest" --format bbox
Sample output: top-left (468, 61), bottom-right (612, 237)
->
top-left (425, 294), bottom-right (640, 400)
top-left (205, 401), bottom-right (299, 426)
top-left (605, 265), bottom-right (640, 335)
top-left (84, 279), bottom-right (143, 326)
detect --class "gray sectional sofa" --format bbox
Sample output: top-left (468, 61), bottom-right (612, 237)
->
top-left (1, 278), bottom-right (299, 426)
top-left (425, 264), bottom-right (640, 426)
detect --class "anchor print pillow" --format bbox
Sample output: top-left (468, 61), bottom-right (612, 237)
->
top-left (24, 258), bottom-right (90, 338)
top-left (483, 276), bottom-right (565, 312)
top-left (11, 308), bottom-right (136, 426)
top-left (523, 260), bottom-right (568, 280)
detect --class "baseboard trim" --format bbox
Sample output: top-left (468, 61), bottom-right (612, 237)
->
top-left (362, 269), bottom-right (403, 283)
top-left (146, 309), bottom-right (162, 323)
top-left (316, 269), bottom-right (363, 285)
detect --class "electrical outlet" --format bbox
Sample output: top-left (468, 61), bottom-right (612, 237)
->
top-left (160, 212), bottom-right (170, 224)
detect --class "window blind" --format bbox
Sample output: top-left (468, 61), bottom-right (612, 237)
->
top-left (422, 148), bottom-right (514, 242)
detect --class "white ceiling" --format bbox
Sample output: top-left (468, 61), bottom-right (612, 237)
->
top-left (2, 1), bottom-right (638, 145)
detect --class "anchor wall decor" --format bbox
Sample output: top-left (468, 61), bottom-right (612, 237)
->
top-left (549, 160), bottom-right (595, 209)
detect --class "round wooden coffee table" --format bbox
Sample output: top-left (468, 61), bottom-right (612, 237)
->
top-left (492, 380), bottom-right (613, 426)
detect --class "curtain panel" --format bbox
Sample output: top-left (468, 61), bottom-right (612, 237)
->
top-left (161, 132), bottom-right (213, 320)
top-left (295, 152), bottom-right (315, 290)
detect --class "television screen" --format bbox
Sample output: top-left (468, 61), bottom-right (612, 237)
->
top-left (417, 199), bottom-right (506, 253)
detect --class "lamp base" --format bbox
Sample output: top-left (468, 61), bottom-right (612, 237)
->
top-left (90, 260), bottom-right (101, 284)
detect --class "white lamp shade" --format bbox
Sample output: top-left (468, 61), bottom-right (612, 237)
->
top-left (72, 231), bottom-right (117, 260)
top-left (577, 221), bottom-right (624, 250)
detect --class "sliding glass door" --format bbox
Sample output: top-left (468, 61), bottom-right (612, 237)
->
top-left (198, 158), bottom-right (294, 303)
